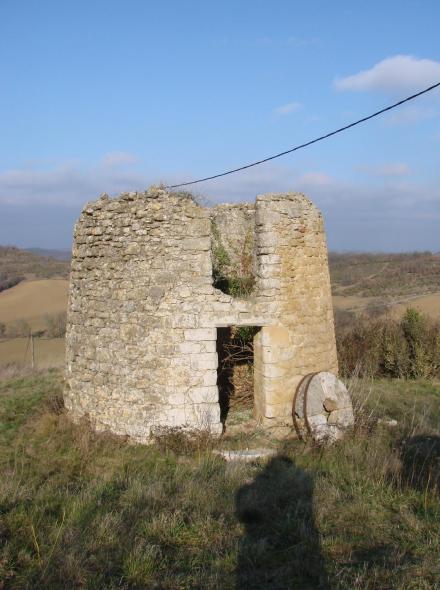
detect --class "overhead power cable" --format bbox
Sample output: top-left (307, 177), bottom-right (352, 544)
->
top-left (166, 81), bottom-right (440, 189)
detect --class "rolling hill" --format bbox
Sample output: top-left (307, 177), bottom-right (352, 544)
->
top-left (0, 245), bottom-right (70, 293)
top-left (329, 251), bottom-right (440, 297)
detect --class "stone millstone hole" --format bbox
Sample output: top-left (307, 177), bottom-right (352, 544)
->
top-left (216, 326), bottom-right (261, 425)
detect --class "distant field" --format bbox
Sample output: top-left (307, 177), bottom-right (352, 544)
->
top-left (329, 251), bottom-right (440, 297)
top-left (0, 337), bottom-right (65, 368)
top-left (332, 292), bottom-right (440, 319)
top-left (0, 245), bottom-right (70, 279)
top-left (0, 279), bottom-right (69, 331)
top-left (0, 245), bottom-right (70, 293)
top-left (25, 247), bottom-right (71, 261)
top-left (391, 292), bottom-right (440, 319)
top-left (0, 247), bottom-right (439, 364)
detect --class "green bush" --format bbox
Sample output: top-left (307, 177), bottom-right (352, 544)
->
top-left (336, 307), bottom-right (440, 379)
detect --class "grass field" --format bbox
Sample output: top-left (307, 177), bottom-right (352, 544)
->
top-left (0, 370), bottom-right (439, 589)
top-left (391, 292), bottom-right (440, 319)
top-left (333, 292), bottom-right (440, 319)
top-left (0, 278), bottom-right (438, 367)
top-left (0, 279), bottom-right (69, 331)
top-left (0, 248), bottom-right (439, 332)
top-left (0, 276), bottom-right (437, 334)
top-left (0, 338), bottom-right (65, 369)
top-left (329, 252), bottom-right (440, 297)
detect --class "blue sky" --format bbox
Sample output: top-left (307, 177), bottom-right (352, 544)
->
top-left (1, 0), bottom-right (439, 250)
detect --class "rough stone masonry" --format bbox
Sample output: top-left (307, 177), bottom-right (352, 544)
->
top-left (65, 187), bottom-right (338, 442)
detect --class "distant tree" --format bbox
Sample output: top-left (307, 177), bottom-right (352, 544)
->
top-left (401, 308), bottom-right (430, 379)
top-left (5, 319), bottom-right (31, 338)
top-left (45, 312), bottom-right (67, 338)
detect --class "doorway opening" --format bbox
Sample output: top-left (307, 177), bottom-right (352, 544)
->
top-left (217, 326), bottom-right (260, 429)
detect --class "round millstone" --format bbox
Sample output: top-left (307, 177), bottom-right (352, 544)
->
top-left (293, 372), bottom-right (354, 443)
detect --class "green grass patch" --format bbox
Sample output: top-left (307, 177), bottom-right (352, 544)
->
top-left (0, 370), bottom-right (61, 444)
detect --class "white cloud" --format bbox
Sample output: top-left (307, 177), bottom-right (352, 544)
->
top-left (193, 164), bottom-right (440, 250)
top-left (359, 162), bottom-right (412, 177)
top-left (384, 105), bottom-right (438, 125)
top-left (0, 157), bottom-right (150, 206)
top-left (297, 171), bottom-right (334, 186)
top-left (101, 151), bottom-right (139, 168)
top-left (274, 102), bottom-right (302, 116)
top-left (1, 158), bottom-right (440, 251)
top-left (334, 55), bottom-right (440, 93)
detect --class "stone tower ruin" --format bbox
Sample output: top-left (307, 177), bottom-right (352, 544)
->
top-left (65, 187), bottom-right (338, 442)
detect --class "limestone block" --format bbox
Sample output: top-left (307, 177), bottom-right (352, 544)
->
top-left (263, 401), bottom-right (292, 419)
top-left (191, 403), bottom-right (222, 432)
top-left (258, 278), bottom-right (281, 290)
top-left (188, 386), bottom-right (218, 404)
top-left (126, 242), bottom-right (140, 255)
top-left (261, 326), bottom-right (290, 347)
top-left (182, 237), bottom-right (210, 251)
top-left (190, 353), bottom-right (218, 371)
top-left (261, 363), bottom-right (288, 378)
top-left (171, 314), bottom-right (199, 329)
top-left (179, 341), bottom-right (202, 354)
top-left (184, 328), bottom-right (216, 341)
top-left (167, 391), bottom-right (187, 405)
top-left (202, 370), bottom-right (218, 386)
top-left (199, 340), bottom-right (216, 353)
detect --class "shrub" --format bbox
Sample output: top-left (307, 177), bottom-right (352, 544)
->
top-left (5, 319), bottom-right (31, 338)
top-left (334, 308), bottom-right (356, 330)
top-left (44, 312), bottom-right (67, 338)
top-left (0, 272), bottom-right (23, 292)
top-left (336, 307), bottom-right (440, 380)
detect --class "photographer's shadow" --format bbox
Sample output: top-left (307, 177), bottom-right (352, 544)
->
top-left (235, 456), bottom-right (329, 589)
